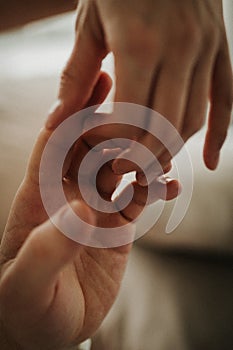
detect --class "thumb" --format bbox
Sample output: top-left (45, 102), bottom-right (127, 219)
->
top-left (0, 200), bottom-right (95, 308)
top-left (46, 2), bottom-right (107, 129)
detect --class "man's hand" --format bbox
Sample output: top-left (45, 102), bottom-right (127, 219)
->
top-left (46, 0), bottom-right (232, 178)
top-left (0, 73), bottom-right (179, 350)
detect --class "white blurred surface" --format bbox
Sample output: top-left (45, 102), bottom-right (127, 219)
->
top-left (0, 13), bottom-right (114, 80)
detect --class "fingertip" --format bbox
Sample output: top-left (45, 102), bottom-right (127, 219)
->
top-left (203, 139), bottom-right (220, 170)
top-left (204, 152), bottom-right (220, 171)
top-left (165, 179), bottom-right (181, 200)
top-left (99, 71), bottom-right (113, 91)
top-left (45, 100), bottom-right (63, 130)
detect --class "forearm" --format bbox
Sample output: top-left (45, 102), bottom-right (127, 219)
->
top-left (0, 0), bottom-right (77, 31)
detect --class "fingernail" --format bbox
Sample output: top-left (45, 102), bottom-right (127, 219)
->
top-left (45, 100), bottom-right (62, 129)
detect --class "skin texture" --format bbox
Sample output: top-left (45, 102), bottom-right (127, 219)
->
top-left (0, 73), bottom-right (179, 350)
top-left (46, 0), bottom-right (233, 180)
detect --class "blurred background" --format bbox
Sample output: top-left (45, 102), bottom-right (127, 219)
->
top-left (0, 2), bottom-right (233, 349)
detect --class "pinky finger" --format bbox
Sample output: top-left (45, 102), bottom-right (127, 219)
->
top-left (204, 47), bottom-right (233, 170)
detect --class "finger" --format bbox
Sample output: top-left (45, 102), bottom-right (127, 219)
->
top-left (1, 73), bottom-right (112, 263)
top-left (107, 47), bottom-right (160, 171)
top-left (136, 177), bottom-right (180, 204)
top-left (156, 38), bottom-right (219, 171)
top-left (112, 147), bottom-right (172, 185)
top-left (45, 2), bottom-right (107, 129)
top-left (112, 52), bottom-right (197, 175)
top-left (63, 72), bottom-right (113, 178)
top-left (148, 57), bottom-right (195, 151)
top-left (112, 141), bottom-right (152, 175)
top-left (67, 132), bottom-right (122, 181)
top-left (83, 114), bottom-right (169, 176)
top-left (112, 23), bottom-right (161, 104)
top-left (115, 177), bottom-right (180, 222)
top-left (96, 149), bottom-right (123, 199)
top-left (86, 72), bottom-right (112, 107)
top-left (0, 201), bottom-right (95, 310)
top-left (136, 161), bottom-right (172, 186)
top-left (83, 113), bottom-right (173, 182)
top-left (67, 142), bottom-right (123, 216)
top-left (112, 135), bottom-right (171, 176)
top-left (68, 138), bottom-right (102, 182)
top-left (80, 39), bottom-right (161, 153)
top-left (181, 40), bottom-right (217, 143)
top-left (204, 46), bottom-right (233, 170)
top-left (28, 72), bottom-right (113, 185)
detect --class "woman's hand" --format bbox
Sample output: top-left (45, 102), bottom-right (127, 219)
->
top-left (0, 73), bottom-right (179, 350)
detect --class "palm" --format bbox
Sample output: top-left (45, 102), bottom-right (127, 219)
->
top-left (0, 124), bottom-right (131, 349)
top-left (0, 73), bottom-right (178, 349)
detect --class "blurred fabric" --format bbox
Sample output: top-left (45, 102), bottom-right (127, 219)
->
top-left (0, 2), bottom-right (233, 349)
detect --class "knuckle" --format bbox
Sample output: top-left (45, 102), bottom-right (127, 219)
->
top-left (113, 19), bottom-right (159, 68)
top-left (170, 20), bottom-right (202, 55)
